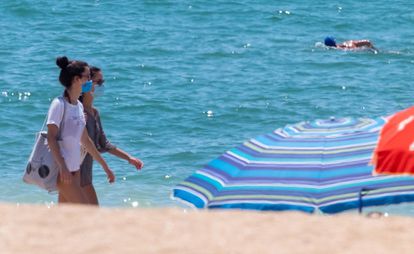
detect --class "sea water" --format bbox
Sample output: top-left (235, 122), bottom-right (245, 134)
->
top-left (1, 1), bottom-right (414, 215)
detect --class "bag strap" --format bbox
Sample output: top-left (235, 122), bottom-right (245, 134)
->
top-left (40, 96), bottom-right (66, 140)
top-left (57, 96), bottom-right (66, 140)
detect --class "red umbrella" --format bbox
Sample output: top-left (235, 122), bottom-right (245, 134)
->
top-left (373, 106), bottom-right (414, 175)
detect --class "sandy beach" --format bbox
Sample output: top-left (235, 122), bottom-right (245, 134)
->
top-left (1, 203), bottom-right (413, 254)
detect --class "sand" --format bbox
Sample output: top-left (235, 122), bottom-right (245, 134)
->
top-left (0, 203), bottom-right (413, 254)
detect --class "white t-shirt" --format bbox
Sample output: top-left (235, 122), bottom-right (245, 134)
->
top-left (47, 97), bottom-right (86, 172)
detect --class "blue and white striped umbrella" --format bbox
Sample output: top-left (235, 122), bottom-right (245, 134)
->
top-left (173, 117), bottom-right (414, 214)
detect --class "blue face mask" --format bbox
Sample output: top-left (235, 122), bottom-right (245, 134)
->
top-left (82, 80), bottom-right (93, 93)
top-left (93, 85), bottom-right (105, 97)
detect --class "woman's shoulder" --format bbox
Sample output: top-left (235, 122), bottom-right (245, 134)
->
top-left (52, 96), bottom-right (64, 103)
top-left (92, 107), bottom-right (101, 116)
top-left (77, 99), bottom-right (84, 110)
top-left (50, 96), bottom-right (65, 109)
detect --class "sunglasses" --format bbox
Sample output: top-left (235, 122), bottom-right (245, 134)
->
top-left (81, 73), bottom-right (91, 79)
top-left (94, 79), bottom-right (105, 86)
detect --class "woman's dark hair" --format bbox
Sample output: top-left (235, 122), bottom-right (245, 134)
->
top-left (56, 56), bottom-right (88, 88)
top-left (90, 66), bottom-right (101, 79)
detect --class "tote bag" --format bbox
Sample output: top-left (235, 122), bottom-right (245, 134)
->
top-left (23, 97), bottom-right (65, 192)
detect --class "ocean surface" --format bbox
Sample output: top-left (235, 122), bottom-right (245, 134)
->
top-left (1, 1), bottom-right (414, 215)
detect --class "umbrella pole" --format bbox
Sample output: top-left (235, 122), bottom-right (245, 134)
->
top-left (358, 188), bottom-right (376, 214)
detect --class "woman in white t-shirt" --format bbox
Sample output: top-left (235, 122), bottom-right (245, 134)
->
top-left (47, 56), bottom-right (115, 204)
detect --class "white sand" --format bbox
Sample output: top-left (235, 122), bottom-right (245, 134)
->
top-left (1, 203), bottom-right (413, 254)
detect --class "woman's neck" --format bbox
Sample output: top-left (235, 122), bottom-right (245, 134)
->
top-left (82, 94), bottom-right (94, 111)
top-left (65, 89), bottom-right (79, 105)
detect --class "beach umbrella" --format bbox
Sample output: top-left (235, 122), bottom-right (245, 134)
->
top-left (173, 117), bottom-right (414, 214)
top-left (373, 106), bottom-right (414, 175)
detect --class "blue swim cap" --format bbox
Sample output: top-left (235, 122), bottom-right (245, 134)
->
top-left (324, 36), bottom-right (336, 47)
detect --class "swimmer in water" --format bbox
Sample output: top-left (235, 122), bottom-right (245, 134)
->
top-left (324, 36), bottom-right (377, 51)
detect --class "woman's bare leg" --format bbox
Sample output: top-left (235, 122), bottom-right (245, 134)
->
top-left (81, 184), bottom-right (99, 205)
top-left (57, 171), bottom-right (88, 204)
top-left (58, 193), bottom-right (68, 203)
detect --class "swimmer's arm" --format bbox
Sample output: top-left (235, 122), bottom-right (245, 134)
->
top-left (354, 40), bottom-right (373, 48)
top-left (336, 41), bottom-right (349, 48)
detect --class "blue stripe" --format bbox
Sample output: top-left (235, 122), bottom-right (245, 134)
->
top-left (229, 148), bottom-right (372, 164)
top-left (209, 203), bottom-right (315, 213)
top-left (173, 189), bottom-right (206, 208)
top-left (237, 145), bottom-right (375, 159)
top-left (268, 130), bottom-right (379, 142)
top-left (320, 194), bottom-right (414, 214)
top-left (257, 134), bottom-right (378, 147)
top-left (209, 158), bottom-right (376, 179)
top-left (183, 174), bottom-right (224, 195)
top-left (187, 172), bottom-right (414, 198)
top-left (218, 155), bottom-right (371, 170)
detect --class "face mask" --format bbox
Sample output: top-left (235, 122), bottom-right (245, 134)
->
top-left (93, 85), bottom-right (105, 97)
top-left (82, 80), bottom-right (93, 93)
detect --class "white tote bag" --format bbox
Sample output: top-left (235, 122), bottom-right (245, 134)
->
top-left (23, 97), bottom-right (65, 192)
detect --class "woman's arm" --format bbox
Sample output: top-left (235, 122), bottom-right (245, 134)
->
top-left (108, 148), bottom-right (144, 170)
top-left (81, 129), bottom-right (115, 183)
top-left (94, 109), bottom-right (143, 170)
top-left (47, 124), bottom-right (72, 184)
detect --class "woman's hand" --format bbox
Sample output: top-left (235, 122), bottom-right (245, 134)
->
top-left (129, 157), bottom-right (144, 170)
top-left (105, 168), bottom-right (115, 183)
top-left (81, 129), bottom-right (115, 183)
top-left (107, 148), bottom-right (144, 171)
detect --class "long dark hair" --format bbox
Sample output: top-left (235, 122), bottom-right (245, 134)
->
top-left (90, 66), bottom-right (101, 79)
